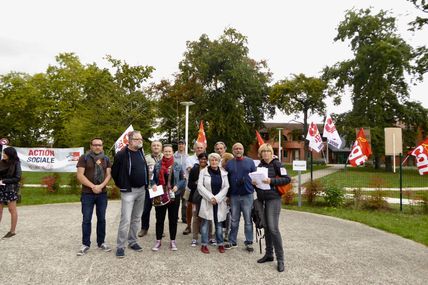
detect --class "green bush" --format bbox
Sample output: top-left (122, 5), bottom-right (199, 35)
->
top-left (323, 184), bottom-right (344, 207)
top-left (361, 190), bottom-right (390, 211)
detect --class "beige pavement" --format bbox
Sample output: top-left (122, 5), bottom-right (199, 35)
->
top-left (0, 201), bottom-right (426, 284)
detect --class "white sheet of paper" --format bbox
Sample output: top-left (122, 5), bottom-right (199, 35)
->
top-left (149, 185), bottom-right (164, 198)
top-left (249, 168), bottom-right (270, 190)
top-left (280, 167), bottom-right (287, 175)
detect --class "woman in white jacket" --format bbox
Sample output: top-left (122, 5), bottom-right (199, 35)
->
top-left (197, 153), bottom-right (229, 254)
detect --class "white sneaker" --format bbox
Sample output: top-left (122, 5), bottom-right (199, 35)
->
top-left (191, 239), bottom-right (198, 247)
top-left (77, 245), bottom-right (89, 256)
top-left (98, 243), bottom-right (112, 252)
top-left (152, 240), bottom-right (161, 251)
top-left (170, 240), bottom-right (178, 251)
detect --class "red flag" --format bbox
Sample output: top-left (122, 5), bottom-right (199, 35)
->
top-left (348, 128), bottom-right (372, 166)
top-left (410, 137), bottom-right (428, 175)
top-left (255, 130), bottom-right (265, 146)
top-left (197, 121), bottom-right (207, 146)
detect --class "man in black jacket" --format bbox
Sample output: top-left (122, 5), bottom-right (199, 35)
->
top-left (112, 130), bottom-right (149, 258)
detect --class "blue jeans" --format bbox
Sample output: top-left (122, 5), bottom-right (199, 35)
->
top-left (200, 218), bottom-right (224, 246)
top-left (229, 194), bottom-right (253, 245)
top-left (117, 186), bottom-right (146, 249)
top-left (81, 192), bottom-right (108, 247)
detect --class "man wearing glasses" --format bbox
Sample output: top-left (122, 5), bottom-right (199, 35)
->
top-left (112, 131), bottom-right (149, 258)
top-left (76, 138), bottom-right (112, 256)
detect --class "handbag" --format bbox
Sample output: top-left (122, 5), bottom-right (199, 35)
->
top-left (152, 166), bottom-right (172, 207)
top-left (273, 163), bottom-right (292, 196)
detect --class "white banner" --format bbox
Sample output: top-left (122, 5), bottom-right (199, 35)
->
top-left (323, 114), bottom-right (342, 149)
top-left (306, 122), bottom-right (324, 153)
top-left (11, 147), bottom-right (84, 172)
top-left (115, 125), bottom-right (134, 154)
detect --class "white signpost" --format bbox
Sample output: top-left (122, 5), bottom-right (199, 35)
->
top-left (293, 160), bottom-right (307, 207)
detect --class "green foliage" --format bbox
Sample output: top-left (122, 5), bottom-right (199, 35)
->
top-left (323, 8), bottom-right (428, 167)
top-left (270, 74), bottom-right (332, 158)
top-left (169, 28), bottom-right (275, 149)
top-left (323, 184), bottom-right (344, 207)
top-left (67, 173), bottom-right (81, 195)
top-left (0, 53), bottom-right (156, 149)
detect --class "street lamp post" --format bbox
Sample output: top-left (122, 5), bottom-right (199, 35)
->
top-left (277, 128), bottom-right (283, 162)
top-left (180, 101), bottom-right (195, 155)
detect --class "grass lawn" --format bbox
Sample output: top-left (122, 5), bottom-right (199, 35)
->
top-left (318, 167), bottom-right (427, 188)
top-left (285, 201), bottom-right (428, 246)
top-left (21, 171), bottom-right (75, 185)
top-left (19, 187), bottom-right (81, 205)
top-left (348, 190), bottom-right (428, 199)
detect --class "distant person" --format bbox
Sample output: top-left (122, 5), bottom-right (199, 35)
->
top-left (112, 131), bottom-right (149, 258)
top-left (0, 147), bottom-right (21, 239)
top-left (182, 141), bottom-right (206, 235)
top-left (198, 153), bottom-right (229, 254)
top-left (76, 138), bottom-right (112, 256)
top-left (139, 140), bottom-right (163, 238)
top-left (253, 143), bottom-right (290, 272)
top-left (224, 143), bottom-right (256, 252)
top-left (151, 144), bottom-right (186, 251)
top-left (174, 140), bottom-right (190, 232)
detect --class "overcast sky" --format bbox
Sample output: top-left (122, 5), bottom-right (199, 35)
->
top-left (1, 0), bottom-right (426, 123)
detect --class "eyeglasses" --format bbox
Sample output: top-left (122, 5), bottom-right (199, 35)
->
top-left (132, 138), bottom-right (143, 141)
top-left (92, 144), bottom-right (103, 147)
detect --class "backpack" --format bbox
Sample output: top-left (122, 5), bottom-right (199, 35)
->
top-left (252, 198), bottom-right (266, 254)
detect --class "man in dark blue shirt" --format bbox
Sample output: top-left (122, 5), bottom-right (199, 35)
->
top-left (224, 142), bottom-right (256, 252)
top-left (111, 130), bottom-right (149, 258)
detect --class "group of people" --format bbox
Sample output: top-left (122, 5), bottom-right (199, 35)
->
top-left (75, 130), bottom-right (291, 272)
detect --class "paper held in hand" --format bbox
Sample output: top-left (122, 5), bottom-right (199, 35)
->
top-left (249, 167), bottom-right (270, 190)
top-left (149, 185), bottom-right (165, 198)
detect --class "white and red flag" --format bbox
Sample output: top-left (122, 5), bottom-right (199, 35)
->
top-left (196, 121), bottom-right (207, 147)
top-left (306, 122), bottom-right (324, 153)
top-left (114, 125), bottom-right (134, 153)
top-left (409, 138), bottom-right (428, 175)
top-left (348, 128), bottom-right (372, 166)
top-left (323, 114), bottom-right (342, 149)
top-left (255, 130), bottom-right (265, 147)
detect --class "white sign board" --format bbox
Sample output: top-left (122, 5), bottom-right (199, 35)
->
top-left (293, 160), bottom-right (307, 171)
top-left (11, 147), bottom-right (84, 172)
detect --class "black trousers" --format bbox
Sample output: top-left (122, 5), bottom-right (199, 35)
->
top-left (154, 195), bottom-right (181, 240)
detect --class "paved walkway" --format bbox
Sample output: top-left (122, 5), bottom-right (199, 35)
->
top-left (0, 201), bottom-right (426, 284)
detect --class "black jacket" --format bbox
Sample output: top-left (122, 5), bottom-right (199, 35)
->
top-left (187, 164), bottom-right (202, 204)
top-left (111, 146), bottom-right (149, 192)
top-left (255, 158), bottom-right (291, 201)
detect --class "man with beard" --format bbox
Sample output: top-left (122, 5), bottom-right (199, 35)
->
top-left (76, 138), bottom-right (112, 256)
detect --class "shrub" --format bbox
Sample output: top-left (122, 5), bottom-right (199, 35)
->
top-left (323, 184), bottom-right (344, 207)
top-left (281, 183), bottom-right (295, 205)
top-left (42, 173), bottom-right (61, 193)
top-left (362, 177), bottom-right (390, 210)
top-left (303, 180), bottom-right (324, 205)
top-left (352, 188), bottom-right (363, 209)
top-left (418, 192), bottom-right (428, 215)
top-left (108, 185), bottom-right (120, 200)
top-left (68, 173), bottom-right (81, 195)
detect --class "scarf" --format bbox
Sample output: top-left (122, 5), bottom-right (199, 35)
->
top-left (88, 151), bottom-right (105, 184)
top-left (158, 156), bottom-right (174, 186)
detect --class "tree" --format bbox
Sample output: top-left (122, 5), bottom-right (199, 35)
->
top-left (0, 72), bottom-right (51, 146)
top-left (323, 8), bottom-right (428, 168)
top-left (0, 53), bottom-right (156, 150)
top-left (270, 73), bottom-right (331, 156)
top-left (172, 28), bottom-right (274, 149)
